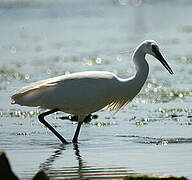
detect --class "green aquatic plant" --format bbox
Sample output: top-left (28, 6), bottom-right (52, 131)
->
top-left (91, 121), bottom-right (116, 126)
top-left (124, 173), bottom-right (187, 180)
top-left (180, 25), bottom-right (192, 33)
top-left (138, 81), bottom-right (192, 103)
top-left (0, 109), bottom-right (42, 118)
top-left (158, 108), bottom-right (192, 113)
top-left (176, 55), bottom-right (192, 63)
top-left (157, 107), bottom-right (192, 126)
top-left (0, 67), bottom-right (28, 81)
top-left (161, 38), bottom-right (180, 45)
top-left (0, 86), bottom-right (6, 91)
top-left (135, 119), bottom-right (148, 126)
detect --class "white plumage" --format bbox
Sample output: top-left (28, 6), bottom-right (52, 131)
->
top-left (11, 40), bottom-right (173, 144)
top-left (11, 71), bottom-right (135, 114)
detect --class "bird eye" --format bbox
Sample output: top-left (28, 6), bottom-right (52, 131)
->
top-left (151, 44), bottom-right (157, 52)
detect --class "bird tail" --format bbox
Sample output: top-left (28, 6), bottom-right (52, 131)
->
top-left (11, 93), bottom-right (23, 105)
top-left (11, 89), bottom-right (39, 107)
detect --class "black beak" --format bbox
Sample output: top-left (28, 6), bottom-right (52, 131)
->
top-left (154, 49), bottom-right (173, 75)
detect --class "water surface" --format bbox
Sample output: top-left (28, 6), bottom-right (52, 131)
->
top-left (0, 0), bottom-right (192, 179)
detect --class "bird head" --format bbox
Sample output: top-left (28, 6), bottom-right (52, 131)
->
top-left (121, 40), bottom-right (174, 75)
top-left (143, 40), bottom-right (173, 74)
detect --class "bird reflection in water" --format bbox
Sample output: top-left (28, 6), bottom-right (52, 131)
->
top-left (73, 144), bottom-right (85, 179)
top-left (39, 144), bottom-right (88, 179)
top-left (39, 145), bottom-right (66, 171)
top-left (39, 144), bottom-right (132, 179)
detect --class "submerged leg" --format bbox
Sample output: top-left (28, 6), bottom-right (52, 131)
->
top-left (72, 116), bottom-right (85, 143)
top-left (38, 109), bottom-right (68, 144)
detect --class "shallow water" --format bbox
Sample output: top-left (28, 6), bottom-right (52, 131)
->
top-left (0, 0), bottom-right (192, 179)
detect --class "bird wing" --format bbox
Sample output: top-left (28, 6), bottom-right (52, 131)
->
top-left (11, 75), bottom-right (65, 105)
top-left (11, 71), bottom-right (122, 113)
top-left (11, 71), bottom-right (135, 114)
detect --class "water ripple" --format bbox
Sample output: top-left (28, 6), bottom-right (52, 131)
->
top-left (116, 135), bottom-right (192, 145)
top-left (48, 166), bottom-right (133, 180)
top-left (38, 144), bottom-right (133, 180)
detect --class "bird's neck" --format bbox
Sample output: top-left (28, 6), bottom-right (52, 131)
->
top-left (118, 48), bottom-right (149, 101)
top-left (133, 49), bottom-right (149, 88)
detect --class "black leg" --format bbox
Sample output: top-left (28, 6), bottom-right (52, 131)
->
top-left (38, 109), bottom-right (68, 144)
top-left (72, 120), bottom-right (83, 143)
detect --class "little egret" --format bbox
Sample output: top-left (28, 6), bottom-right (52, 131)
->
top-left (11, 40), bottom-right (173, 144)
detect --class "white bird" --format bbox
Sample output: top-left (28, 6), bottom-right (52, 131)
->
top-left (11, 40), bottom-right (173, 144)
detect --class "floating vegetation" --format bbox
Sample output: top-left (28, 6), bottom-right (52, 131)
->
top-left (94, 121), bottom-right (109, 126)
top-left (0, 67), bottom-right (29, 81)
top-left (116, 135), bottom-right (192, 145)
top-left (138, 81), bottom-right (192, 103)
top-left (134, 136), bottom-right (192, 145)
top-left (135, 119), bottom-right (148, 126)
top-left (16, 132), bottom-right (29, 136)
top-left (90, 121), bottom-right (117, 127)
top-left (124, 173), bottom-right (187, 180)
top-left (180, 25), bottom-right (192, 33)
top-left (0, 86), bottom-right (6, 91)
top-left (161, 38), bottom-right (180, 45)
top-left (156, 137), bottom-right (192, 145)
top-left (158, 107), bottom-right (192, 113)
top-left (168, 90), bottom-right (192, 98)
top-left (0, 109), bottom-right (42, 118)
top-left (175, 55), bottom-right (192, 63)
top-left (157, 108), bottom-right (192, 126)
